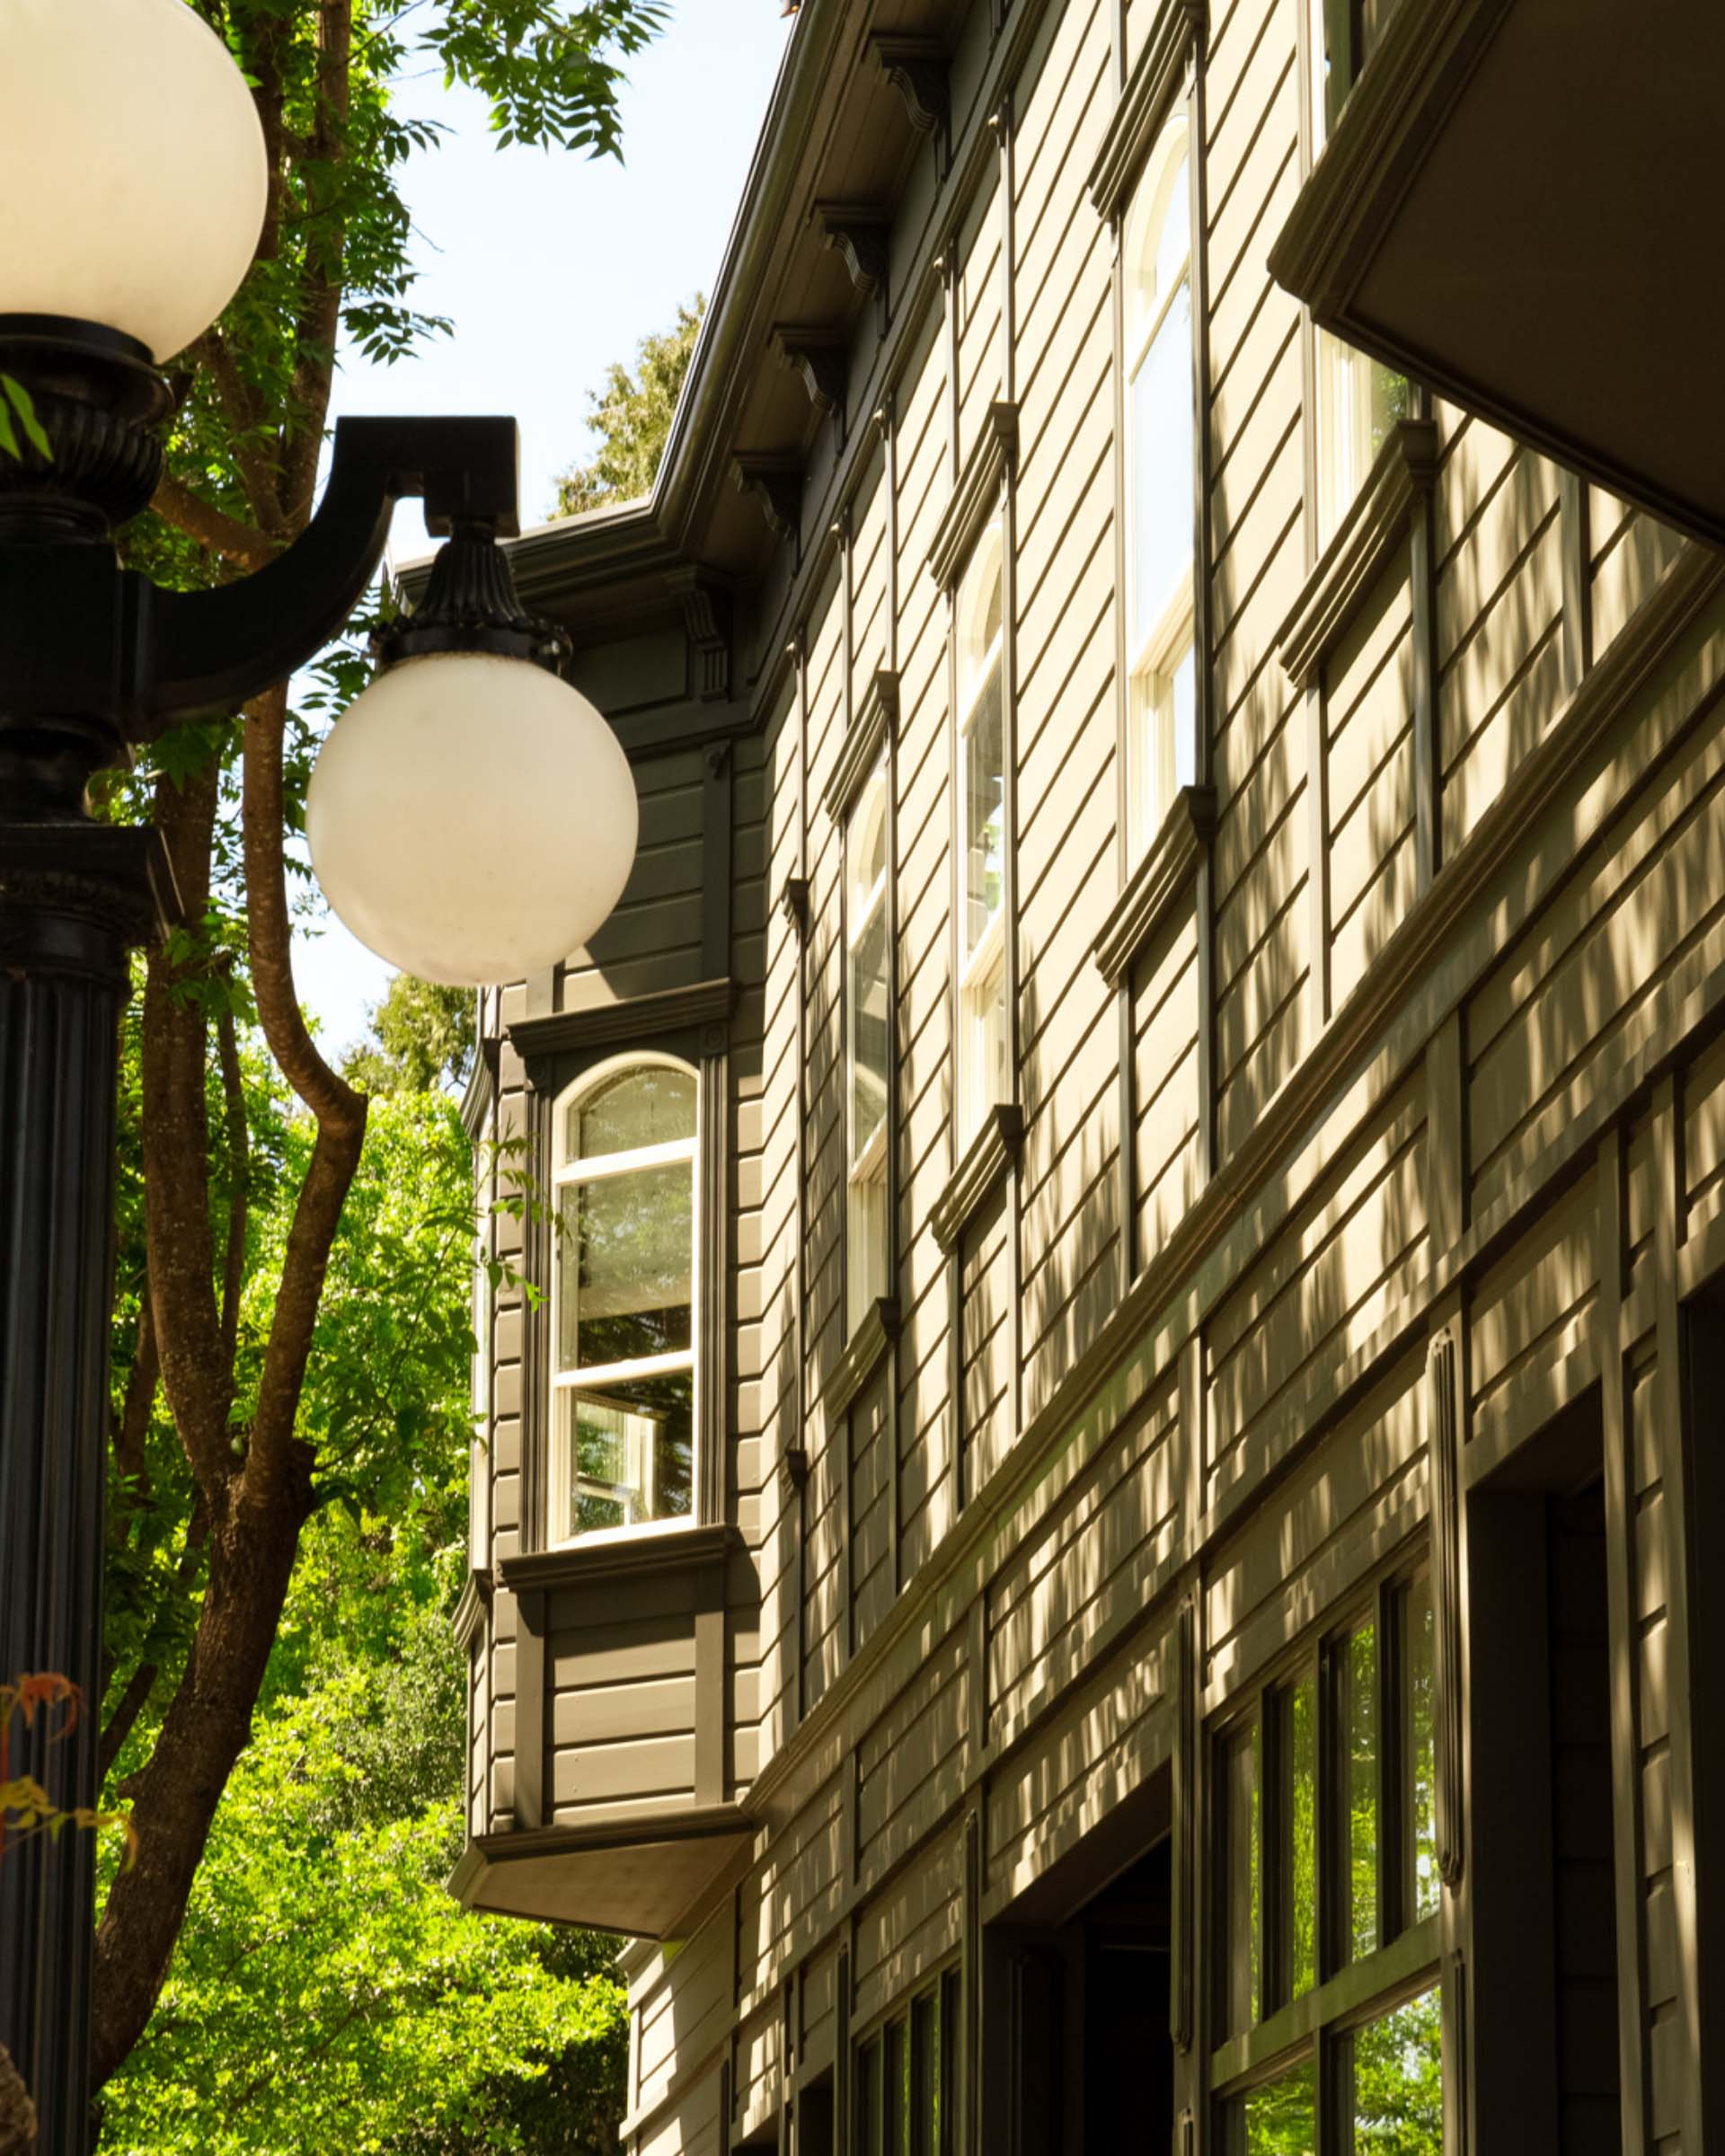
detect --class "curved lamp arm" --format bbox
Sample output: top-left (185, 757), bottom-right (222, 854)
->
top-left (144, 415), bottom-right (523, 724)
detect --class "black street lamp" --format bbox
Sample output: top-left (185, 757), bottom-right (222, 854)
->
top-left (0, 5), bottom-right (637, 2148)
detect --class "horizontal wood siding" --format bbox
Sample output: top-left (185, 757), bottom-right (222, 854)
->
top-left (856, 1626), bottom-right (969, 1878)
top-left (956, 171), bottom-right (1003, 476)
top-left (1133, 905), bottom-right (1202, 1272)
top-left (851, 1363), bottom-right (895, 1650)
top-left (960, 1185), bottom-right (1013, 1495)
top-left (565, 748), bottom-right (708, 1002)
top-left (1589, 489), bottom-right (1685, 665)
top-left (853, 1829), bottom-right (964, 2032)
top-left (1323, 556), bottom-right (1415, 1012)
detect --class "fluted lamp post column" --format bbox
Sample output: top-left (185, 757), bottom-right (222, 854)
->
top-left (0, 6), bottom-right (637, 2150)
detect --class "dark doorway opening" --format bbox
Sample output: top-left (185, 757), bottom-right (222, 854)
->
top-left (1469, 1402), bottom-right (1623, 2155)
top-left (981, 1773), bottom-right (1175, 2156)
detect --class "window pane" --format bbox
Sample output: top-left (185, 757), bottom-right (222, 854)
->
top-left (850, 896), bottom-right (889, 1165)
top-left (564, 1371), bottom-right (693, 1533)
top-left (1153, 155), bottom-right (1190, 309)
top-left (1317, 334), bottom-right (1409, 546)
top-left (1228, 2057), bottom-right (1315, 2156)
top-left (962, 666), bottom-right (1004, 957)
top-left (1340, 1986), bottom-right (1442, 2155)
top-left (1278, 1674), bottom-right (1318, 2003)
top-left (1171, 637), bottom-right (1197, 792)
top-left (1223, 1719), bottom-right (1261, 2037)
top-left (1404, 1573), bottom-right (1440, 1923)
top-left (962, 949), bottom-right (1008, 1138)
top-left (1341, 1616), bottom-right (1380, 1962)
top-left (857, 2036), bottom-right (882, 2156)
top-left (1130, 277), bottom-right (1193, 649)
top-left (566, 1065), bottom-right (694, 1162)
top-left (559, 1160), bottom-right (693, 1371)
top-left (847, 1163), bottom-right (888, 1331)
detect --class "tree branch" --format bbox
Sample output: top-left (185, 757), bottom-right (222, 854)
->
top-left (185, 334), bottom-right (287, 540)
top-left (111, 1286), bottom-right (160, 1540)
top-left (140, 764), bottom-right (234, 1494)
top-left (149, 474), bottom-right (278, 576)
top-left (216, 993), bottom-right (250, 1371)
top-left (279, 0), bottom-right (352, 526)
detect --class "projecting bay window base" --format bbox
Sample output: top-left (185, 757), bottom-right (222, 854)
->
top-left (447, 1807), bottom-right (752, 1940)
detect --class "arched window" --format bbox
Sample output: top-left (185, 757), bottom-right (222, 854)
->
top-left (846, 760), bottom-right (890, 1326)
top-left (1124, 121), bottom-right (1197, 851)
top-left (550, 1056), bottom-right (697, 1541)
top-left (956, 524), bottom-right (1008, 1138)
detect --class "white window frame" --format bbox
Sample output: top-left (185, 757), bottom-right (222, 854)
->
top-left (1124, 117), bottom-right (1197, 853)
top-left (955, 521), bottom-right (1007, 1143)
top-left (548, 1051), bottom-right (700, 1547)
top-left (846, 759), bottom-right (890, 1330)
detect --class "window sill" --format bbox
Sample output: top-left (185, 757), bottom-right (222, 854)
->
top-left (499, 1520), bottom-right (741, 1594)
top-left (822, 1295), bottom-right (901, 1423)
top-left (1092, 783), bottom-right (1216, 985)
top-left (931, 1102), bottom-right (1024, 1252)
top-left (1278, 418), bottom-right (1438, 687)
top-left (1087, 0), bottom-right (1206, 222)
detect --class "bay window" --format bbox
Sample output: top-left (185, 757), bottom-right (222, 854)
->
top-left (1124, 120), bottom-right (1197, 849)
top-left (550, 1056), bottom-right (697, 1540)
top-left (956, 525), bottom-right (1007, 1140)
top-left (847, 758), bottom-right (891, 1328)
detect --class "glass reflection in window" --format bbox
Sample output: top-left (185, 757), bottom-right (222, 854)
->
top-left (956, 526), bottom-right (1008, 1140)
top-left (552, 1057), bottom-right (697, 1539)
top-left (1277, 1674), bottom-right (1318, 2003)
top-left (1226, 2056), bottom-right (1315, 2156)
top-left (1340, 1614), bottom-right (1379, 1962)
top-left (1340, 1985), bottom-right (1442, 2155)
top-left (847, 761), bottom-right (890, 1329)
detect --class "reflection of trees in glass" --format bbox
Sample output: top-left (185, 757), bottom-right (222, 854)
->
top-left (560, 1161), bottom-right (693, 1369)
top-left (1343, 1618), bottom-right (1379, 1960)
top-left (566, 1064), bottom-right (695, 1161)
top-left (1404, 1576), bottom-right (1440, 1922)
top-left (1235, 2055), bottom-right (1315, 2155)
top-left (1224, 1719), bottom-right (1261, 2034)
top-left (1346, 1986), bottom-right (1443, 2154)
top-left (1282, 1676), bottom-right (1318, 2000)
top-left (963, 671), bottom-right (1004, 947)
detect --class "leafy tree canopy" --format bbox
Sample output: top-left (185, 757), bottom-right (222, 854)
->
top-left (553, 295), bottom-right (703, 516)
top-left (342, 975), bottom-right (477, 1096)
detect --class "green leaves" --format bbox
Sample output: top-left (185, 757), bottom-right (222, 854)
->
top-left (553, 295), bottom-right (703, 517)
top-left (0, 375), bottom-right (50, 461)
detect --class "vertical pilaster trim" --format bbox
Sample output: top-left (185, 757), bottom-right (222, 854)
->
top-left (1172, 1589), bottom-right (1199, 2052)
top-left (1560, 468), bottom-right (1593, 694)
top-left (1110, 175), bottom-right (1137, 1292)
top-left (963, 1803), bottom-right (983, 2156)
top-left (1109, 0), bottom-right (1125, 84)
top-left (1304, 676), bottom-right (1331, 1031)
top-left (1441, 1948), bottom-right (1470, 2156)
top-left (1410, 480), bottom-right (1440, 888)
top-left (880, 397), bottom-right (905, 1600)
top-left (512, 1588), bottom-right (545, 1830)
top-left (1190, 37), bottom-right (1218, 1197)
top-left (836, 1940), bottom-right (853, 2156)
top-left (943, 247), bottom-right (960, 487)
top-left (1650, 1074), bottom-right (1704, 2156)
top-left (840, 1396), bottom-right (855, 1668)
top-left (966, 1596), bottom-right (988, 1763)
top-left (1597, 1124), bottom-right (1651, 2154)
top-left (1002, 464), bottom-right (1024, 1447)
top-left (1178, 1333), bottom-right (1206, 1549)
top-left (719, 2058), bottom-right (732, 2152)
top-left (521, 1084), bottom-right (551, 1553)
top-left (1427, 1330), bottom-right (1464, 1888)
top-left (1426, 1012), bottom-right (1467, 1267)
top-left (792, 627), bottom-right (811, 1727)
top-left (995, 93), bottom-right (1015, 407)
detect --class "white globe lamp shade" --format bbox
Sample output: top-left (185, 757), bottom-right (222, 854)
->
top-left (0, 0), bottom-right (269, 362)
top-left (306, 653), bottom-right (639, 988)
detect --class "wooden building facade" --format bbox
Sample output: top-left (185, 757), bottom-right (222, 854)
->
top-left (449, 0), bottom-right (1725, 2149)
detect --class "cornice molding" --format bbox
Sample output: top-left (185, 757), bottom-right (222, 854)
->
top-left (458, 1046), bottom-right (494, 1142)
top-left (821, 1297), bottom-right (902, 1425)
top-left (928, 402), bottom-right (1019, 593)
top-left (1092, 785), bottom-right (1217, 985)
top-left (508, 977), bottom-right (737, 1087)
top-left (1088, 0), bottom-right (1208, 222)
top-left (499, 1521), bottom-right (743, 1595)
top-left (812, 201), bottom-right (893, 299)
top-left (822, 669), bottom-right (898, 824)
top-left (1278, 419), bottom-right (1438, 685)
top-left (931, 1103), bottom-right (1025, 1253)
top-left (1266, 0), bottom-right (1509, 323)
top-left (773, 323), bottom-right (850, 419)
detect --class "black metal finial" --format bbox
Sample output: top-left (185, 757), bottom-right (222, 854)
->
top-left (372, 518), bottom-right (571, 672)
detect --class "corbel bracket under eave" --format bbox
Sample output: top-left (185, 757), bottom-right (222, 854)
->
top-left (811, 201), bottom-right (894, 303)
top-left (772, 323), bottom-right (850, 431)
top-left (664, 564), bottom-right (732, 702)
top-left (871, 33), bottom-right (951, 171)
top-left (732, 453), bottom-right (804, 557)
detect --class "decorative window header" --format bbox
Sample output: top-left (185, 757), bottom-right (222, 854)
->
top-left (824, 668), bottom-right (900, 824)
top-left (1088, 0), bottom-right (1208, 224)
top-left (928, 402), bottom-right (1018, 593)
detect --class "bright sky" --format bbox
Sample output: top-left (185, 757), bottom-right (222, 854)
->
top-left (292, 0), bottom-right (793, 1058)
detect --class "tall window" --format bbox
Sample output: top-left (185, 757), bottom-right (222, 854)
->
top-left (1215, 1568), bottom-right (1443, 2152)
top-left (855, 1967), bottom-right (960, 2156)
top-left (551, 1056), bottom-right (697, 1540)
top-left (956, 525), bottom-right (1007, 1141)
top-left (847, 760), bottom-right (890, 1329)
top-left (1124, 121), bottom-right (1197, 850)
top-left (1309, 0), bottom-right (1408, 549)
